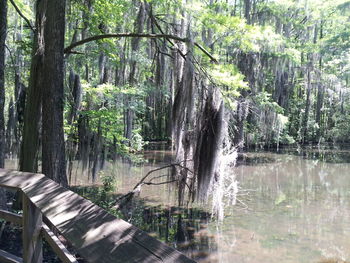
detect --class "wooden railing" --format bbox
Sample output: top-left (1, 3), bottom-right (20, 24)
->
top-left (0, 169), bottom-right (196, 263)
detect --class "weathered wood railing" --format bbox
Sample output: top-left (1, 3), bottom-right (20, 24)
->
top-left (0, 169), bottom-right (196, 263)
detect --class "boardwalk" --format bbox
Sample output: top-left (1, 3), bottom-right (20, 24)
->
top-left (0, 169), bottom-right (196, 263)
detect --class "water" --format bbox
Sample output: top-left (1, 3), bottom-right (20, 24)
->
top-left (4, 147), bottom-right (350, 262)
top-left (217, 150), bottom-right (350, 263)
top-left (136, 148), bottom-right (350, 262)
top-left (85, 148), bottom-right (350, 262)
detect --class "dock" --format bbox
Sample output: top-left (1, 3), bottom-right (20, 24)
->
top-left (0, 169), bottom-right (196, 263)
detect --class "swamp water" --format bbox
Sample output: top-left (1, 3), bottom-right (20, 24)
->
top-left (4, 147), bottom-right (350, 262)
top-left (70, 147), bottom-right (350, 262)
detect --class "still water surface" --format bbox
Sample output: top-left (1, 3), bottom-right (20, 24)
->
top-left (82, 149), bottom-right (350, 262)
top-left (86, 148), bottom-right (350, 262)
top-left (225, 150), bottom-right (350, 263)
top-left (7, 147), bottom-right (350, 262)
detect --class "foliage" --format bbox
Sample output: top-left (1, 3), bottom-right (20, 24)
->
top-left (130, 131), bottom-right (148, 152)
top-left (4, 0), bottom-right (350, 176)
top-left (100, 171), bottom-right (117, 192)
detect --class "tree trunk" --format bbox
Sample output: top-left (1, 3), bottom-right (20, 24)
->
top-left (302, 65), bottom-right (312, 143)
top-left (233, 99), bottom-right (249, 150)
top-left (6, 99), bottom-right (14, 158)
top-left (41, 0), bottom-right (67, 186)
top-left (0, 0), bottom-right (7, 208)
top-left (125, 1), bottom-right (147, 141)
top-left (0, 0), bottom-right (7, 168)
top-left (244, 0), bottom-right (251, 24)
top-left (315, 82), bottom-right (324, 139)
top-left (19, 0), bottom-right (46, 173)
top-left (14, 74), bottom-right (26, 158)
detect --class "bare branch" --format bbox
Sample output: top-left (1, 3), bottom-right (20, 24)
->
top-left (194, 43), bottom-right (218, 64)
top-left (158, 50), bottom-right (174, 59)
top-left (8, 0), bottom-right (35, 33)
top-left (149, 12), bottom-right (187, 61)
top-left (148, 174), bottom-right (169, 182)
top-left (4, 44), bottom-right (16, 70)
top-left (134, 162), bottom-right (192, 191)
top-left (113, 161), bottom-right (193, 209)
top-left (236, 198), bottom-right (249, 210)
top-left (67, 50), bottom-right (84, 55)
top-left (64, 32), bottom-right (218, 63)
top-left (64, 33), bottom-right (188, 54)
top-left (143, 180), bottom-right (177, 186)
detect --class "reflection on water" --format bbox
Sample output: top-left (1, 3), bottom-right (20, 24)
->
top-left (72, 184), bottom-right (216, 262)
top-left (4, 147), bottom-right (350, 262)
top-left (224, 151), bottom-right (350, 263)
top-left (278, 144), bottom-right (350, 163)
top-left (129, 205), bottom-right (216, 262)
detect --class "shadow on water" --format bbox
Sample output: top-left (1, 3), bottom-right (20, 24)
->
top-left (72, 185), bottom-right (216, 262)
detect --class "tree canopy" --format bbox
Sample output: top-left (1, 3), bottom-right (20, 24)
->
top-left (1, 0), bottom-right (350, 200)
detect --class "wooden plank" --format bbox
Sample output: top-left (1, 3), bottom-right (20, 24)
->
top-left (22, 195), bottom-right (43, 263)
top-left (0, 210), bottom-right (22, 225)
top-left (0, 249), bottom-right (23, 263)
top-left (0, 169), bottom-right (47, 190)
top-left (41, 224), bottom-right (78, 263)
top-left (0, 169), bottom-right (195, 263)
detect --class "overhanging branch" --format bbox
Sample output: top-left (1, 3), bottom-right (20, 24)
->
top-left (64, 33), bottom-right (188, 53)
top-left (9, 0), bottom-right (35, 33)
top-left (194, 43), bottom-right (218, 63)
top-left (63, 32), bottom-right (218, 63)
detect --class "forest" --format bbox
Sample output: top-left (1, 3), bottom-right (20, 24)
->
top-left (1, 0), bottom-right (350, 262)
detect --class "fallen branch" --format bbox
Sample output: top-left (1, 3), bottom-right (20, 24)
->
top-left (143, 179), bottom-right (177, 186)
top-left (113, 162), bottom-right (193, 209)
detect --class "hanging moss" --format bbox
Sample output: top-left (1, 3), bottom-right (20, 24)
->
top-left (194, 94), bottom-right (224, 201)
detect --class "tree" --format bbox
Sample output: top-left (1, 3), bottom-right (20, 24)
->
top-left (4, 0), bottom-right (350, 204)
top-left (41, 0), bottom-right (67, 185)
top-left (19, 0), bottom-right (67, 186)
top-left (0, 0), bottom-right (7, 210)
top-left (0, 0), bottom-right (7, 168)
top-left (19, 0), bottom-right (45, 173)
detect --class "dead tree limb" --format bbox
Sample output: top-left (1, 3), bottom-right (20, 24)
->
top-left (113, 162), bottom-right (193, 209)
top-left (149, 11), bottom-right (187, 61)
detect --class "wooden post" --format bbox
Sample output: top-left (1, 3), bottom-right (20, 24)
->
top-left (22, 193), bottom-right (43, 263)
